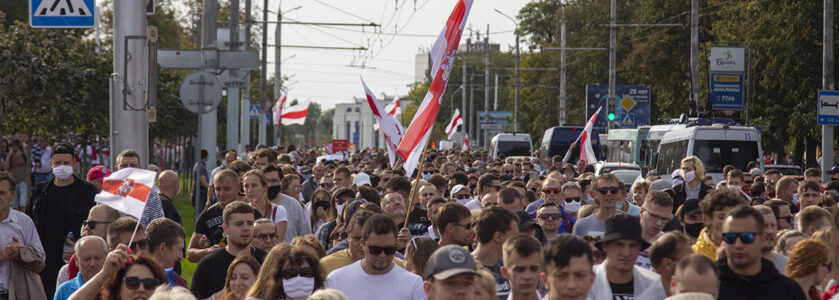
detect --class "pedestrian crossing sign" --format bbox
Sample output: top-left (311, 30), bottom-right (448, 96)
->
top-left (30, 0), bottom-right (95, 28)
top-left (619, 113), bottom-right (635, 128)
top-left (249, 104), bottom-right (260, 119)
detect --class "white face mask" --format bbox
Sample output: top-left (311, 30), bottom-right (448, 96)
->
top-left (729, 185), bottom-right (742, 191)
top-left (456, 197), bottom-right (472, 205)
top-left (564, 200), bottom-right (581, 213)
top-left (282, 276), bottom-right (315, 300)
top-left (683, 170), bottom-right (696, 183)
top-left (336, 204), bottom-right (345, 215)
top-left (53, 165), bottom-right (74, 180)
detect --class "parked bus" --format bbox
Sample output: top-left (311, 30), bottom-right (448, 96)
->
top-left (539, 126), bottom-right (603, 167)
top-left (489, 133), bottom-right (533, 159)
top-left (656, 124), bottom-right (763, 183)
top-left (605, 127), bottom-right (651, 168)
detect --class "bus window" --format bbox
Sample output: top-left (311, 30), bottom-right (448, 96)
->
top-left (693, 140), bottom-right (759, 173)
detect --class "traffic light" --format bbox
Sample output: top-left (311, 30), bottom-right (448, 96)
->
top-left (607, 112), bottom-right (616, 121)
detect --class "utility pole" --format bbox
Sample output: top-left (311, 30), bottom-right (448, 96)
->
top-left (484, 25), bottom-right (490, 148)
top-left (470, 74), bottom-right (475, 139)
top-left (226, 0), bottom-right (241, 151)
top-left (608, 0), bottom-right (616, 132)
top-left (690, 0), bottom-right (700, 116)
top-left (274, 9), bottom-right (282, 147)
top-left (494, 74), bottom-right (499, 110)
top-left (823, 0), bottom-right (834, 183)
top-left (111, 0), bottom-right (149, 167)
top-left (200, 0), bottom-right (218, 170)
top-left (258, 0), bottom-right (269, 146)
top-left (462, 54), bottom-right (467, 138)
top-left (240, 0), bottom-right (252, 154)
top-left (560, 5), bottom-right (567, 126)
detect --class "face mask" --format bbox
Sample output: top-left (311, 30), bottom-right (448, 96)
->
top-left (683, 170), bottom-right (696, 183)
top-left (336, 203), bottom-right (345, 215)
top-left (423, 173), bottom-right (432, 180)
top-left (456, 197), bottom-right (472, 205)
top-left (617, 200), bottom-right (625, 210)
top-left (728, 185), bottom-right (741, 191)
top-left (684, 223), bottom-right (704, 237)
top-left (564, 201), bottom-right (581, 213)
top-left (282, 276), bottom-right (315, 300)
top-left (585, 194), bottom-right (595, 205)
top-left (792, 193), bottom-right (799, 205)
top-left (53, 165), bottom-right (74, 180)
top-left (464, 166), bottom-right (470, 172)
top-left (267, 185), bottom-right (283, 199)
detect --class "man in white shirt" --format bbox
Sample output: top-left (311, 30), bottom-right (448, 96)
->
top-left (587, 214), bottom-right (660, 299)
top-left (326, 214), bottom-right (426, 299)
top-left (0, 172), bottom-right (45, 297)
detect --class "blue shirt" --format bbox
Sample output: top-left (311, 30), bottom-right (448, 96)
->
top-left (53, 274), bottom-right (84, 300)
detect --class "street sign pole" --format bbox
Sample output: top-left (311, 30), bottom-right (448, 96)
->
top-left (111, 0), bottom-right (149, 168)
top-left (823, 0), bottom-right (834, 183)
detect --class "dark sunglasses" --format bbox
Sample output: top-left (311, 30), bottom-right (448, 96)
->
top-left (130, 239), bottom-right (148, 251)
top-left (124, 277), bottom-right (160, 291)
top-left (722, 232), bottom-right (756, 244)
top-left (504, 170), bottom-right (514, 174)
top-left (824, 262), bottom-right (833, 272)
top-left (564, 197), bottom-right (581, 203)
top-left (543, 188), bottom-right (561, 195)
top-left (423, 171), bottom-right (435, 175)
top-left (254, 233), bottom-right (278, 240)
top-left (514, 163), bottom-right (521, 167)
top-left (368, 245), bottom-right (398, 256)
top-left (319, 182), bottom-right (334, 188)
top-left (538, 214), bottom-right (561, 221)
top-left (382, 177), bottom-right (391, 182)
top-left (454, 194), bottom-right (471, 200)
top-left (454, 222), bottom-right (473, 230)
top-left (777, 215), bottom-right (794, 224)
top-left (281, 267), bottom-right (315, 280)
top-left (83, 220), bottom-right (111, 230)
top-left (597, 187), bottom-right (620, 195)
top-left (333, 232), bottom-right (349, 240)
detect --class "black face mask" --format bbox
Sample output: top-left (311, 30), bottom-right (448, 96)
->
top-left (267, 185), bottom-right (283, 200)
top-left (684, 223), bottom-right (704, 238)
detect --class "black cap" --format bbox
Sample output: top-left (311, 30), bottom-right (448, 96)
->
top-left (514, 210), bottom-right (537, 231)
top-left (596, 214), bottom-right (650, 251)
top-left (680, 198), bottom-right (702, 218)
top-left (829, 166), bottom-right (839, 175)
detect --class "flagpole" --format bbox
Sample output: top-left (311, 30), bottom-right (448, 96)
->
top-left (126, 218), bottom-right (142, 249)
top-left (403, 138), bottom-right (431, 229)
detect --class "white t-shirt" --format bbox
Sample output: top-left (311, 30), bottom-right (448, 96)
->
top-left (326, 260), bottom-right (427, 300)
top-left (269, 203), bottom-right (289, 224)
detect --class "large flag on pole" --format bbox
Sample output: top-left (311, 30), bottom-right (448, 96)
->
top-left (361, 77), bottom-right (404, 166)
top-left (272, 94), bottom-right (287, 125)
top-left (463, 134), bottom-right (470, 150)
top-left (444, 109), bottom-right (463, 140)
top-left (96, 168), bottom-right (156, 219)
top-left (280, 101), bottom-right (309, 125)
top-left (396, 0), bottom-right (473, 176)
top-left (385, 97), bottom-right (402, 116)
top-left (563, 106), bottom-right (602, 164)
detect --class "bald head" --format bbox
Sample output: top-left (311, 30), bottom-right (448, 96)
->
top-left (158, 170), bottom-right (180, 199)
top-left (84, 204), bottom-right (121, 239)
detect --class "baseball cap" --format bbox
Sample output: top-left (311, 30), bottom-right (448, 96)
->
top-left (450, 184), bottom-right (470, 195)
top-left (679, 198), bottom-right (702, 218)
top-left (829, 166), bottom-right (839, 175)
top-left (352, 172), bottom-right (371, 186)
top-left (424, 245), bottom-right (479, 280)
top-left (86, 165), bottom-right (111, 182)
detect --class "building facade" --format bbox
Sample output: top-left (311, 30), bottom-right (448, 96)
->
top-left (332, 95), bottom-right (410, 150)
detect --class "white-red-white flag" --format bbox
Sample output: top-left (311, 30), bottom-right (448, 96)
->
top-left (385, 97), bottom-right (402, 116)
top-left (444, 109), bottom-right (463, 140)
top-left (95, 168), bottom-right (156, 219)
top-left (396, 0), bottom-right (473, 176)
top-left (361, 77), bottom-right (404, 166)
top-left (281, 101), bottom-right (309, 125)
top-left (563, 106), bottom-right (602, 165)
top-left (272, 94), bottom-right (287, 125)
top-left (462, 135), bottom-right (470, 150)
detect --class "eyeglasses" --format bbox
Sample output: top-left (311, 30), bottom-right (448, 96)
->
top-left (514, 163), bottom-right (521, 167)
top-left (722, 232), bottom-right (757, 244)
top-left (453, 194), bottom-right (471, 200)
top-left (597, 187), bottom-right (620, 195)
top-left (332, 232), bottom-right (349, 241)
top-left (823, 262), bottom-right (833, 272)
top-left (382, 177), bottom-right (391, 183)
top-left (504, 170), bottom-right (514, 174)
top-left (745, 180), bottom-right (754, 184)
top-left (777, 215), bottom-right (794, 224)
top-left (368, 245), bottom-right (398, 256)
top-left (423, 171), bottom-right (435, 175)
top-left (538, 214), bottom-right (561, 221)
top-left (645, 211), bottom-right (671, 224)
top-left (83, 220), bottom-right (112, 230)
top-left (254, 233), bottom-right (278, 240)
top-left (564, 197), bottom-right (581, 203)
top-left (130, 239), bottom-right (148, 251)
top-left (543, 188), bottom-right (561, 195)
top-left (124, 277), bottom-right (160, 291)
top-left (319, 182), bottom-right (334, 188)
top-left (281, 267), bottom-right (315, 280)
top-left (453, 222), bottom-right (473, 230)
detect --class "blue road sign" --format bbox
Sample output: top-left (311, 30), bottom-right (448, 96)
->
top-left (619, 113), bottom-right (636, 128)
top-left (818, 90), bottom-right (839, 125)
top-left (709, 73), bottom-right (743, 110)
top-left (586, 84), bottom-right (651, 130)
top-left (30, 0), bottom-right (96, 28)
top-left (249, 104), bottom-right (260, 119)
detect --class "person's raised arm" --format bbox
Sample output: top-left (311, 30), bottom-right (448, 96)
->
top-left (68, 245), bottom-right (130, 300)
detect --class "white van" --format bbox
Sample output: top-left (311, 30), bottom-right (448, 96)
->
top-left (655, 124), bottom-right (763, 183)
top-left (490, 133), bottom-right (533, 159)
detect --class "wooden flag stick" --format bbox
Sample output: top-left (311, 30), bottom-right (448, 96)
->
top-left (403, 139), bottom-right (431, 229)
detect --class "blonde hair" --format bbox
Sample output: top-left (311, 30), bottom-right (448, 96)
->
top-left (680, 156), bottom-right (706, 181)
top-left (576, 204), bottom-right (597, 219)
top-left (475, 269), bottom-right (497, 298)
top-left (149, 286), bottom-right (197, 300)
top-left (307, 288), bottom-right (348, 300)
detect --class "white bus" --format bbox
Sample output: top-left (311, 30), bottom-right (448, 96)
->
top-left (656, 124), bottom-right (763, 183)
top-left (490, 133), bottom-right (533, 159)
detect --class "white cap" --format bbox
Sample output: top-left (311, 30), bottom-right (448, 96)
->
top-left (352, 172), bottom-right (371, 186)
top-left (450, 184), bottom-right (470, 195)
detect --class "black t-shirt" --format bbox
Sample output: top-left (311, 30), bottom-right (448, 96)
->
top-left (190, 247), bottom-right (267, 298)
top-left (159, 194), bottom-right (182, 225)
top-left (610, 279), bottom-right (634, 300)
top-left (194, 202), bottom-right (262, 244)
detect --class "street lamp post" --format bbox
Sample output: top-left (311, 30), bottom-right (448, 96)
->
top-left (495, 9), bottom-right (520, 133)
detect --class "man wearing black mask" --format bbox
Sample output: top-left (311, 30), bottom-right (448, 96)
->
top-left (679, 198), bottom-right (704, 243)
top-left (262, 164), bottom-right (311, 243)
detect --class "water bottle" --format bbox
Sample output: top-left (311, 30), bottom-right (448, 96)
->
top-left (63, 232), bottom-right (75, 263)
top-left (219, 233), bottom-right (227, 247)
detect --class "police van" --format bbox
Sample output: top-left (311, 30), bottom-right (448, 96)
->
top-left (490, 133), bottom-right (533, 159)
top-left (655, 124), bottom-right (763, 184)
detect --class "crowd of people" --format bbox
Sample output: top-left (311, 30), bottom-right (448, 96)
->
top-left (4, 139), bottom-right (839, 300)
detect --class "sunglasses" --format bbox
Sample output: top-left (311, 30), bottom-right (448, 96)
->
top-left (504, 170), bottom-right (514, 174)
top-left (319, 183), bottom-right (334, 188)
top-left (281, 267), bottom-right (315, 280)
top-left (597, 187), bottom-right (620, 195)
top-left (454, 222), bottom-right (473, 230)
top-left (368, 245), bottom-right (398, 256)
top-left (454, 194), bottom-right (471, 200)
top-left (824, 262), bottom-right (833, 272)
top-left (254, 233), bottom-right (278, 240)
top-left (130, 239), bottom-right (148, 251)
top-left (124, 277), bottom-right (160, 291)
top-left (543, 188), bottom-right (561, 195)
top-left (423, 171), bottom-right (435, 175)
top-left (538, 214), bottom-right (561, 221)
top-left (514, 163), bottom-right (521, 167)
top-left (722, 232), bottom-right (756, 244)
top-left (564, 197), bottom-right (581, 203)
top-left (83, 220), bottom-right (112, 230)
top-left (332, 232), bottom-right (349, 240)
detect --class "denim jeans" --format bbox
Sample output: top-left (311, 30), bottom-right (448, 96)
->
top-left (13, 181), bottom-right (27, 209)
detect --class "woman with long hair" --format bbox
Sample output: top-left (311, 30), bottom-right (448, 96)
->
top-left (309, 188), bottom-right (337, 234)
top-left (787, 239), bottom-right (832, 300)
top-left (210, 255), bottom-right (260, 300)
top-left (404, 237), bottom-right (438, 277)
top-left (247, 243), bottom-right (325, 300)
top-left (69, 246), bottom-right (168, 300)
top-left (243, 170), bottom-right (288, 242)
